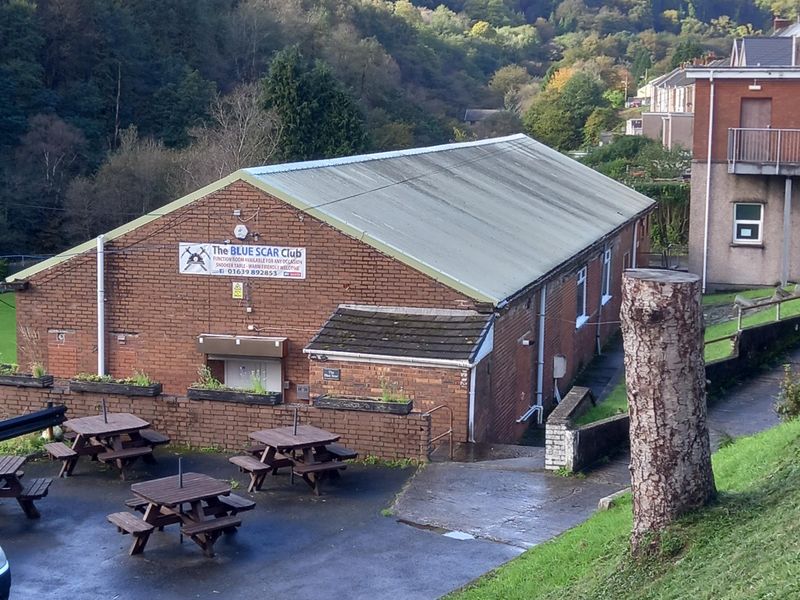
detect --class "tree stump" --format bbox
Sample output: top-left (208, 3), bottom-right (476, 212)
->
top-left (620, 269), bottom-right (716, 556)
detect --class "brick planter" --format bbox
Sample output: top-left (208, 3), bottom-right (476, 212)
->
top-left (313, 395), bottom-right (413, 415)
top-left (186, 387), bottom-right (283, 405)
top-left (0, 374), bottom-right (54, 388)
top-left (69, 380), bottom-right (163, 397)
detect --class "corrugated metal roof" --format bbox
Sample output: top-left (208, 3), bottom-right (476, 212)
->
top-left (305, 306), bottom-right (492, 362)
top-left (774, 23), bottom-right (800, 37)
top-left (10, 134), bottom-right (655, 305)
top-left (245, 134), bottom-right (654, 304)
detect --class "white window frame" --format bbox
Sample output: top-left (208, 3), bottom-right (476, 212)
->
top-left (576, 266), bottom-right (589, 328)
top-left (733, 203), bottom-right (763, 244)
top-left (601, 248), bottom-right (612, 305)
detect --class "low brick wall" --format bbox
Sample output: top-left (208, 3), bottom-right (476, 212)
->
top-left (545, 386), bottom-right (629, 472)
top-left (0, 380), bottom-right (432, 461)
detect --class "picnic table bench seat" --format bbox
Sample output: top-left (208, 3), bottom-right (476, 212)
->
top-left (125, 497), bottom-right (149, 512)
top-left (139, 429), bottom-right (170, 446)
top-left (318, 443), bottom-right (358, 461)
top-left (107, 511), bottom-right (155, 555)
top-left (293, 461), bottom-right (346, 496)
top-left (182, 515), bottom-right (242, 557)
top-left (218, 493), bottom-right (255, 514)
top-left (45, 441), bottom-right (79, 477)
top-left (17, 477), bottom-right (52, 519)
top-left (230, 455), bottom-right (272, 492)
top-left (246, 444), bottom-right (293, 474)
top-left (98, 446), bottom-right (153, 462)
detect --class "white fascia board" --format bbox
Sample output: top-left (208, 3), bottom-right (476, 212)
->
top-left (302, 348), bottom-right (472, 369)
top-left (687, 68), bottom-right (800, 80)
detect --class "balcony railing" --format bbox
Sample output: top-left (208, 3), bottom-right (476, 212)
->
top-left (728, 128), bottom-right (800, 175)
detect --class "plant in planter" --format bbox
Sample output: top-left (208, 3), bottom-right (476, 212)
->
top-left (69, 370), bottom-right (162, 396)
top-left (313, 379), bottom-right (414, 415)
top-left (0, 362), bottom-right (54, 388)
top-left (186, 366), bottom-right (282, 405)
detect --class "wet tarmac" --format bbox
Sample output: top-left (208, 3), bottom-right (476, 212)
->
top-left (0, 452), bottom-right (518, 600)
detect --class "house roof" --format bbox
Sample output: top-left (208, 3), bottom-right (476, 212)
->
top-left (774, 22), bottom-right (800, 38)
top-left (9, 134), bottom-right (655, 305)
top-left (736, 37), bottom-right (794, 66)
top-left (304, 306), bottom-right (493, 363)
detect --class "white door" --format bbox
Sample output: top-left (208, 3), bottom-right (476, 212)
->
top-left (224, 358), bottom-right (282, 393)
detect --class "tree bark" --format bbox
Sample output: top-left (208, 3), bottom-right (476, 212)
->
top-left (620, 269), bottom-right (716, 556)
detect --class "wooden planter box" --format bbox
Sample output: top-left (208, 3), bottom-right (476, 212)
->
top-left (69, 380), bottom-right (163, 397)
top-left (0, 373), bottom-right (54, 388)
top-left (186, 387), bottom-right (283, 405)
top-left (313, 395), bottom-right (413, 415)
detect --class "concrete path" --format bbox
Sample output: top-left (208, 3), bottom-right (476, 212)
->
top-left (393, 346), bottom-right (790, 552)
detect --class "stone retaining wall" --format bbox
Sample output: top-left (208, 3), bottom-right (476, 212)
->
top-left (0, 380), bottom-right (432, 462)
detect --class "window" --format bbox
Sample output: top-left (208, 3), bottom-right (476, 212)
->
top-left (733, 203), bottom-right (763, 244)
top-left (576, 266), bottom-right (588, 328)
top-left (601, 249), bottom-right (612, 304)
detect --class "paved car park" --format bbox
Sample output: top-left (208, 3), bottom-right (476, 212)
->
top-left (0, 452), bottom-right (519, 600)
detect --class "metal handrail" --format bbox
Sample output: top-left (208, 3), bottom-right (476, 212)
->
top-left (423, 405), bottom-right (454, 461)
top-left (703, 292), bottom-right (800, 352)
top-left (727, 127), bottom-right (800, 168)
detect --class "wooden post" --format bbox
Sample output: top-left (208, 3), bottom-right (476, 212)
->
top-left (620, 269), bottom-right (716, 556)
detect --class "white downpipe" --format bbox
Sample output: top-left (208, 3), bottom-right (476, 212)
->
top-left (535, 284), bottom-right (547, 424)
top-left (783, 178), bottom-right (793, 286)
top-left (468, 367), bottom-right (476, 443)
top-left (97, 234), bottom-right (105, 376)
top-left (631, 221), bottom-right (638, 268)
top-left (702, 72), bottom-right (716, 293)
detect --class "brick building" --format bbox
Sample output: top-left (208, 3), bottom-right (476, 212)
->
top-left (5, 134), bottom-right (654, 444)
top-left (687, 62), bottom-right (800, 291)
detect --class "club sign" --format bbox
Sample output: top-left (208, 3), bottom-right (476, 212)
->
top-left (179, 243), bottom-right (306, 279)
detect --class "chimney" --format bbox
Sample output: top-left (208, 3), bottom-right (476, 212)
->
top-left (774, 17), bottom-right (792, 32)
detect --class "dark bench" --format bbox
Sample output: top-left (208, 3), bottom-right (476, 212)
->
top-left (107, 511), bottom-right (155, 555)
top-left (0, 405), bottom-right (67, 442)
top-left (139, 429), bottom-right (170, 446)
top-left (181, 515), bottom-right (242, 557)
top-left (318, 443), bottom-right (358, 462)
top-left (44, 442), bottom-right (79, 477)
top-left (293, 461), bottom-right (347, 496)
top-left (17, 477), bottom-right (52, 519)
top-left (217, 493), bottom-right (255, 515)
top-left (229, 455), bottom-right (271, 492)
top-left (99, 446), bottom-right (153, 479)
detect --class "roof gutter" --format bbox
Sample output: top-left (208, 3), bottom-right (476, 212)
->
top-left (303, 348), bottom-right (473, 369)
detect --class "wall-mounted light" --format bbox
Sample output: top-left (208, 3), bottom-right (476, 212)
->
top-left (748, 79), bottom-right (762, 91)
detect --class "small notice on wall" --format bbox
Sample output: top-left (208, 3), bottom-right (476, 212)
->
top-left (322, 368), bottom-right (341, 381)
top-left (179, 243), bottom-right (306, 279)
top-left (232, 282), bottom-right (244, 299)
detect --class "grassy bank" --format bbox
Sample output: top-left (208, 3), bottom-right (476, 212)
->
top-left (0, 292), bottom-right (15, 363)
top-left (573, 380), bottom-right (627, 425)
top-left (450, 418), bottom-right (800, 600)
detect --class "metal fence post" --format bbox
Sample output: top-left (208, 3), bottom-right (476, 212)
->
top-left (737, 306), bottom-right (743, 331)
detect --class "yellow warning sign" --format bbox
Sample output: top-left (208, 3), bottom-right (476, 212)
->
top-left (232, 282), bottom-right (244, 299)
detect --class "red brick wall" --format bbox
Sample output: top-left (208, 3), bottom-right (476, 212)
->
top-left (309, 359), bottom-right (470, 442)
top-left (479, 222), bottom-right (636, 442)
top-left (0, 382), bottom-right (431, 461)
top-left (693, 79), bottom-right (800, 161)
top-left (16, 181), bottom-right (475, 401)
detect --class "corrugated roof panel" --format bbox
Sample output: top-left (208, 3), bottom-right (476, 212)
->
top-left (246, 134), bottom-right (654, 304)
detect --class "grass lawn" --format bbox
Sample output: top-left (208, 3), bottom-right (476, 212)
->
top-left (450, 418), bottom-right (800, 600)
top-left (0, 292), bottom-right (15, 363)
top-left (701, 287), bottom-right (778, 307)
top-left (573, 380), bottom-right (627, 425)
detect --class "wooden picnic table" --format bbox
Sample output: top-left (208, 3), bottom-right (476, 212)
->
top-left (63, 413), bottom-right (153, 478)
top-left (130, 473), bottom-right (240, 557)
top-left (248, 425), bottom-right (344, 495)
top-left (0, 455), bottom-right (52, 518)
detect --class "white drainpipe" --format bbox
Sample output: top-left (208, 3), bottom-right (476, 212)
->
top-left (468, 367), bottom-right (476, 443)
top-left (97, 234), bottom-right (105, 376)
top-left (535, 284), bottom-right (547, 424)
top-left (783, 178), bottom-right (793, 286)
top-left (632, 221), bottom-right (638, 268)
top-left (702, 72), bottom-right (716, 293)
